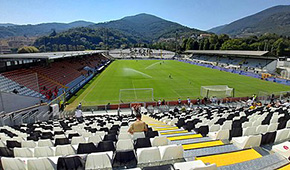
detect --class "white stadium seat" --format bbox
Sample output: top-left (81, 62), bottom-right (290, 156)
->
top-left (21, 140), bottom-right (37, 148)
top-left (14, 148), bottom-right (34, 158)
top-left (1, 157), bottom-right (26, 170)
top-left (232, 135), bottom-right (262, 149)
top-left (55, 144), bottom-right (75, 156)
top-left (256, 125), bottom-right (268, 134)
top-left (242, 127), bottom-right (257, 136)
top-left (159, 144), bottom-right (184, 161)
top-left (34, 147), bottom-right (55, 157)
top-left (27, 158), bottom-right (56, 170)
top-left (38, 139), bottom-right (54, 147)
top-left (275, 129), bottom-right (290, 143)
top-left (88, 135), bottom-right (102, 143)
top-left (118, 133), bottom-right (132, 140)
top-left (71, 136), bottom-right (86, 145)
top-left (85, 152), bottom-right (112, 170)
top-left (208, 129), bottom-right (229, 140)
top-left (151, 136), bottom-right (169, 147)
top-left (137, 147), bottom-right (161, 164)
top-left (133, 132), bottom-right (145, 140)
top-left (116, 139), bottom-right (134, 151)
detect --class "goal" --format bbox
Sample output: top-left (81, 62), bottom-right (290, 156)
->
top-left (200, 85), bottom-right (234, 98)
top-left (119, 88), bottom-right (154, 103)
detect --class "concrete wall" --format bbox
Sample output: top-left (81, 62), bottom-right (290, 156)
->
top-left (265, 60), bottom-right (278, 74)
top-left (0, 92), bottom-right (41, 113)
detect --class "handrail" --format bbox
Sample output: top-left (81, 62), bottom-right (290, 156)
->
top-left (1, 103), bottom-right (47, 117)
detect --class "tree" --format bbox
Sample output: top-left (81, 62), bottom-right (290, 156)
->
top-left (203, 39), bottom-right (210, 50)
top-left (218, 34), bottom-right (230, 44)
top-left (50, 29), bottom-right (57, 37)
top-left (17, 46), bottom-right (39, 53)
top-left (220, 39), bottom-right (244, 50)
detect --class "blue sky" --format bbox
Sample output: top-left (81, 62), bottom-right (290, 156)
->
top-left (0, 0), bottom-right (290, 30)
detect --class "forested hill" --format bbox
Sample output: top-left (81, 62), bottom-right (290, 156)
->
top-left (33, 27), bottom-right (142, 51)
top-left (214, 5), bottom-right (290, 37)
top-left (0, 21), bottom-right (95, 39)
top-left (90, 13), bottom-right (205, 41)
top-left (33, 13), bottom-right (207, 51)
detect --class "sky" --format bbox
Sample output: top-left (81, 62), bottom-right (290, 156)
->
top-left (0, 0), bottom-right (290, 30)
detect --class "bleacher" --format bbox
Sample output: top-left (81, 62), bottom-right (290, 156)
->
top-left (0, 54), bottom-right (108, 100)
top-left (0, 102), bottom-right (290, 169)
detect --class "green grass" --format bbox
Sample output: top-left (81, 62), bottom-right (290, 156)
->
top-left (72, 60), bottom-right (290, 106)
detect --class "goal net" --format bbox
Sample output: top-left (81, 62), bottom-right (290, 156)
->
top-left (201, 85), bottom-right (233, 98)
top-left (119, 88), bottom-right (154, 103)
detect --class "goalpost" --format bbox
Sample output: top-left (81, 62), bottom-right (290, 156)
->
top-left (119, 88), bottom-right (154, 103)
top-left (200, 85), bottom-right (234, 98)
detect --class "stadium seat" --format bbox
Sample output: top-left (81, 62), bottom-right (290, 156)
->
top-left (118, 133), bottom-right (133, 140)
top-left (112, 150), bottom-right (138, 168)
top-left (151, 136), bottom-right (169, 147)
top-left (55, 144), bottom-right (76, 156)
top-left (232, 135), bottom-right (262, 149)
top-left (116, 139), bottom-right (134, 151)
top-left (209, 124), bottom-right (220, 132)
top-left (85, 152), bottom-right (112, 170)
top-left (208, 129), bottom-right (229, 140)
top-left (134, 137), bottom-right (152, 149)
top-left (88, 135), bottom-right (102, 143)
top-left (159, 144), bottom-right (184, 161)
top-left (242, 127), bottom-right (257, 136)
top-left (21, 140), bottom-right (37, 148)
top-left (34, 146), bottom-right (54, 157)
top-left (55, 138), bottom-right (70, 146)
top-left (261, 131), bottom-right (276, 145)
top-left (242, 122), bottom-right (252, 128)
top-left (27, 158), bottom-right (56, 170)
top-left (14, 147), bottom-right (34, 157)
top-left (57, 156), bottom-right (85, 170)
top-left (1, 157), bottom-right (26, 170)
top-left (6, 140), bottom-right (21, 148)
top-left (104, 134), bottom-right (117, 142)
top-left (76, 143), bottom-right (98, 154)
top-left (54, 134), bottom-right (66, 139)
top-left (0, 147), bottom-right (14, 157)
top-left (38, 139), bottom-right (54, 147)
top-left (137, 147), bottom-right (161, 164)
top-left (256, 125), bottom-right (268, 134)
top-left (229, 128), bottom-right (243, 140)
top-left (267, 123), bottom-right (278, 132)
top-left (133, 132), bottom-right (145, 140)
top-left (71, 136), bottom-right (86, 145)
top-left (146, 131), bottom-right (159, 138)
top-left (174, 160), bottom-right (217, 170)
top-left (96, 141), bottom-right (116, 152)
top-left (274, 129), bottom-right (290, 143)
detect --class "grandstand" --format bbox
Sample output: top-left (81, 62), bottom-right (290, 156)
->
top-left (0, 49), bottom-right (290, 170)
top-left (0, 50), bottom-right (110, 112)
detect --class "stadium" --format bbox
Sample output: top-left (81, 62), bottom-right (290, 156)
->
top-left (1, 1), bottom-right (290, 170)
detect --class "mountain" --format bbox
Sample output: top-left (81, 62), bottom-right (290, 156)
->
top-left (216, 5), bottom-right (290, 37)
top-left (0, 23), bottom-right (17, 27)
top-left (0, 21), bottom-right (95, 39)
top-left (207, 24), bottom-right (227, 34)
top-left (90, 13), bottom-right (205, 42)
top-left (33, 27), bottom-right (141, 51)
top-left (33, 13), bottom-right (206, 51)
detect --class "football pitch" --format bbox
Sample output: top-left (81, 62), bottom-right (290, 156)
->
top-left (70, 60), bottom-right (290, 107)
